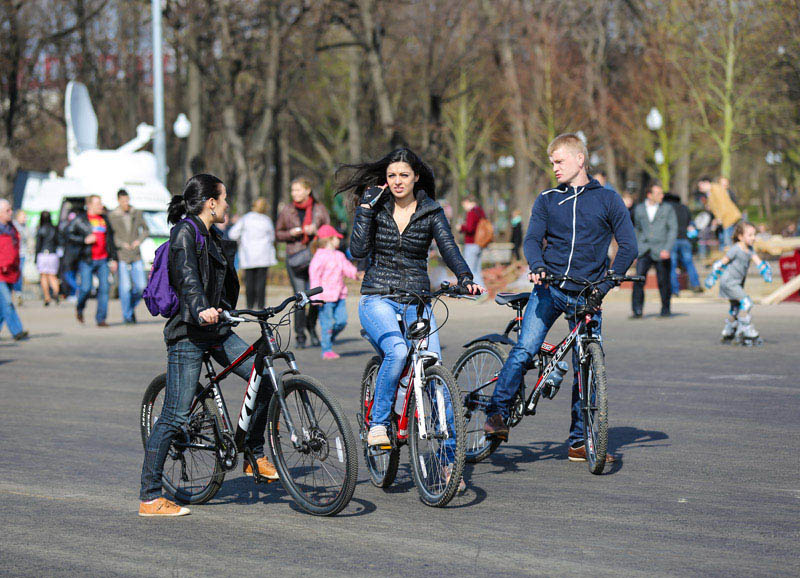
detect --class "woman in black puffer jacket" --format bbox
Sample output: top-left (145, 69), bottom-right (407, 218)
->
top-left (338, 148), bottom-right (484, 455)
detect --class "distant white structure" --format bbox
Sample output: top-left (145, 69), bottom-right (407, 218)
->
top-left (16, 81), bottom-right (172, 271)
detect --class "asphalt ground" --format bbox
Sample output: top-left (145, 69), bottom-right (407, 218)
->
top-left (1, 289), bottom-right (798, 577)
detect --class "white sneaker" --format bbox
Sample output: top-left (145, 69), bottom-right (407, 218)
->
top-left (367, 425), bottom-right (390, 446)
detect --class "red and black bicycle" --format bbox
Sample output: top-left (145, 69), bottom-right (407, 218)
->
top-left (140, 288), bottom-right (358, 516)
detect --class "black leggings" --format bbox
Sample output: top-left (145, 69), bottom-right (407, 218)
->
top-left (286, 264), bottom-right (318, 342)
top-left (244, 267), bottom-right (268, 310)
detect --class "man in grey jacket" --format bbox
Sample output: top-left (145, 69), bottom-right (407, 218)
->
top-left (632, 183), bottom-right (677, 317)
top-left (109, 189), bottom-right (149, 324)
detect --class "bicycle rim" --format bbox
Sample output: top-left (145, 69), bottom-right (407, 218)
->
top-left (408, 365), bottom-right (466, 507)
top-left (360, 357), bottom-right (400, 488)
top-left (584, 342), bottom-right (608, 474)
top-left (452, 343), bottom-right (504, 463)
top-left (268, 375), bottom-right (358, 516)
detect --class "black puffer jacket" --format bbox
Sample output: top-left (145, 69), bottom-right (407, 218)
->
top-left (350, 190), bottom-right (472, 294)
top-left (164, 216), bottom-right (240, 343)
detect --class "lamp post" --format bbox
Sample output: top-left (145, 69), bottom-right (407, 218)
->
top-left (764, 150), bottom-right (782, 221)
top-left (646, 107), bottom-right (670, 191)
top-left (152, 0), bottom-right (167, 185)
top-left (173, 113), bottom-right (192, 184)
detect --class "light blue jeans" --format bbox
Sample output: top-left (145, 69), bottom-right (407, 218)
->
top-left (670, 239), bottom-right (701, 294)
top-left (359, 295), bottom-right (457, 462)
top-left (318, 299), bottom-right (347, 354)
top-left (463, 243), bottom-right (484, 287)
top-left (12, 256), bottom-right (24, 292)
top-left (488, 284), bottom-right (602, 448)
top-left (118, 259), bottom-right (146, 322)
top-left (0, 282), bottom-right (24, 337)
top-left (77, 258), bottom-right (110, 323)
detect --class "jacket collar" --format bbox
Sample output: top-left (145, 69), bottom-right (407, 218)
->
top-left (380, 189), bottom-right (441, 223)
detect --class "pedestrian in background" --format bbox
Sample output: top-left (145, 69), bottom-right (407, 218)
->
top-left (12, 209), bottom-right (30, 305)
top-left (34, 210), bottom-right (60, 306)
top-left (459, 196), bottom-right (486, 287)
top-left (664, 192), bottom-right (702, 294)
top-left (510, 209), bottom-right (523, 261)
top-left (309, 225), bottom-right (358, 360)
top-left (67, 195), bottom-right (117, 327)
top-left (708, 176), bottom-right (741, 250)
top-left (228, 197), bottom-right (277, 310)
top-left (0, 200), bottom-right (28, 340)
top-left (58, 211), bottom-right (80, 300)
top-left (109, 189), bottom-right (149, 324)
top-left (276, 177), bottom-right (330, 348)
top-left (631, 183), bottom-right (677, 318)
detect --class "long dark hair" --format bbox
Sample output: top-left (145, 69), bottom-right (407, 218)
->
top-left (335, 147), bottom-right (436, 210)
top-left (168, 173), bottom-right (224, 224)
top-left (38, 211), bottom-right (55, 229)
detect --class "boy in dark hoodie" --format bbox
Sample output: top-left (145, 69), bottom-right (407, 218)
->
top-left (483, 133), bottom-right (637, 462)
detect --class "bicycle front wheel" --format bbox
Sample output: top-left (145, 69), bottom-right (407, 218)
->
top-left (267, 375), bottom-right (358, 516)
top-left (360, 356), bottom-right (400, 488)
top-left (583, 342), bottom-right (609, 474)
top-left (408, 365), bottom-right (467, 507)
top-left (140, 374), bottom-right (225, 504)
top-left (452, 342), bottom-right (505, 463)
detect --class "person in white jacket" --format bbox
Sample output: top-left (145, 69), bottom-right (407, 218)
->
top-left (228, 198), bottom-right (277, 309)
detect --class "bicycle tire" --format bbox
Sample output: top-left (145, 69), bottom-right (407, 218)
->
top-left (408, 365), bottom-right (467, 507)
top-left (360, 356), bottom-right (400, 488)
top-left (266, 374), bottom-right (358, 516)
top-left (140, 374), bottom-right (225, 504)
top-left (583, 342), bottom-right (608, 474)
top-left (451, 342), bottom-right (505, 463)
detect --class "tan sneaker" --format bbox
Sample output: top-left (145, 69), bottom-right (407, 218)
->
top-left (243, 456), bottom-right (279, 480)
top-left (367, 425), bottom-right (391, 447)
top-left (138, 497), bottom-right (190, 517)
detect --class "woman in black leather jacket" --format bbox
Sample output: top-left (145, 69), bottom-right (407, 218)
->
top-left (338, 148), bottom-right (484, 462)
top-left (34, 211), bottom-right (60, 305)
top-left (139, 174), bottom-right (277, 518)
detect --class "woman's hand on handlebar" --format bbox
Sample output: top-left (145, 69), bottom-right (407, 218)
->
top-left (464, 283), bottom-right (485, 295)
top-left (199, 307), bottom-right (223, 325)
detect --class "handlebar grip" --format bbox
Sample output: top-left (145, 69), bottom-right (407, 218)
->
top-left (307, 286), bottom-right (324, 297)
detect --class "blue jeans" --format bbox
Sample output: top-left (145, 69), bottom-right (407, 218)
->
top-left (359, 295), bottom-right (457, 462)
top-left (76, 258), bottom-right (109, 323)
top-left (488, 284), bottom-right (602, 447)
top-left (140, 332), bottom-right (271, 500)
top-left (118, 260), bottom-right (146, 322)
top-left (318, 299), bottom-right (347, 354)
top-left (463, 243), bottom-right (484, 287)
top-left (12, 256), bottom-right (24, 292)
top-left (0, 282), bottom-right (24, 337)
top-left (670, 239), bottom-right (700, 294)
top-left (721, 226), bottom-right (734, 250)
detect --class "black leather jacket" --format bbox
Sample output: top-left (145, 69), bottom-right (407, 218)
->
top-left (164, 216), bottom-right (239, 343)
top-left (65, 212), bottom-right (118, 262)
top-left (350, 190), bottom-right (472, 294)
top-left (35, 224), bottom-right (59, 254)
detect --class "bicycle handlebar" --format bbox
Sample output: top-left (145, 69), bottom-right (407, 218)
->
top-left (223, 286), bottom-right (323, 322)
top-left (540, 271), bottom-right (645, 288)
top-left (364, 281), bottom-right (475, 301)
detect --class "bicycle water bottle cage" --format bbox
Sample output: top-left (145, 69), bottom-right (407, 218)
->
top-left (405, 318), bottom-right (430, 340)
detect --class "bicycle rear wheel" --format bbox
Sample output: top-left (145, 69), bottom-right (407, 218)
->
top-left (360, 356), bottom-right (400, 488)
top-left (408, 365), bottom-right (466, 507)
top-left (140, 374), bottom-right (225, 504)
top-left (583, 342), bottom-right (609, 474)
top-left (452, 342), bottom-right (505, 463)
top-left (267, 375), bottom-right (358, 516)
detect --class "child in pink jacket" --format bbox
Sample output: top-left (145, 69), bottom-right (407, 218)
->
top-left (309, 225), bottom-right (359, 359)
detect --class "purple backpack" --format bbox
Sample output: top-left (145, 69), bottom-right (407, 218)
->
top-left (143, 218), bottom-right (205, 318)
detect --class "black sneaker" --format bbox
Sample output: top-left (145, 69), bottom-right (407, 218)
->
top-left (13, 331), bottom-right (29, 341)
top-left (308, 329), bottom-right (321, 347)
top-left (483, 414), bottom-right (509, 441)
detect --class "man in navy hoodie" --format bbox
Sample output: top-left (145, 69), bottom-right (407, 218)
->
top-left (483, 133), bottom-right (637, 462)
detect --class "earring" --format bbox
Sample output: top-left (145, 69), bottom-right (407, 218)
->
top-left (211, 209), bottom-right (217, 217)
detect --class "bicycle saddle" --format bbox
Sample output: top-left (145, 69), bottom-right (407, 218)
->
top-left (494, 292), bottom-right (530, 307)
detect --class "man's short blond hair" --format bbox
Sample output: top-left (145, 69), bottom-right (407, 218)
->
top-left (547, 133), bottom-right (588, 160)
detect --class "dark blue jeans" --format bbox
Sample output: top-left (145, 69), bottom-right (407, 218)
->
top-left (76, 258), bottom-right (109, 323)
top-left (140, 332), bottom-right (272, 500)
top-left (670, 239), bottom-right (700, 294)
top-left (487, 284), bottom-right (602, 447)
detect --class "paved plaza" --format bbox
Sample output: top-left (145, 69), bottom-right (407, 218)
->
top-left (1, 290), bottom-right (798, 576)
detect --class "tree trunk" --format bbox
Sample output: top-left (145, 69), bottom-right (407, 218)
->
top-left (222, 104), bottom-right (250, 212)
top-left (347, 46), bottom-right (362, 162)
top-left (185, 29), bottom-right (204, 178)
top-left (357, 0), bottom-right (397, 144)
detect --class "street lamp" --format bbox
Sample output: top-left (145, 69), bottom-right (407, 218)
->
top-left (646, 107), bottom-right (663, 131)
top-left (173, 113), bottom-right (192, 183)
top-left (575, 130), bottom-right (587, 145)
top-left (646, 107), bottom-right (669, 190)
top-left (654, 148), bottom-right (665, 166)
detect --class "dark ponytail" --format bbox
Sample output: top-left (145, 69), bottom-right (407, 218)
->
top-left (168, 173), bottom-right (225, 224)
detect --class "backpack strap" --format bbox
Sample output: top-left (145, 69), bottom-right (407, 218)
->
top-left (182, 217), bottom-right (206, 252)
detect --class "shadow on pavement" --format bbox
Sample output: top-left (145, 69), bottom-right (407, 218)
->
top-left (288, 496), bottom-right (377, 517)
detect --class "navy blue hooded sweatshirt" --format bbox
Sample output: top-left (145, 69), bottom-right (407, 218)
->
top-left (524, 178), bottom-right (637, 295)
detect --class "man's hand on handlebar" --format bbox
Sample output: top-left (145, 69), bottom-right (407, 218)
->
top-left (529, 267), bottom-right (548, 286)
top-left (199, 307), bottom-right (223, 325)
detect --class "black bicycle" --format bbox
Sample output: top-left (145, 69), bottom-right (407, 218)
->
top-left (140, 288), bottom-right (358, 516)
top-left (452, 271), bottom-right (643, 473)
top-left (358, 282), bottom-right (472, 506)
